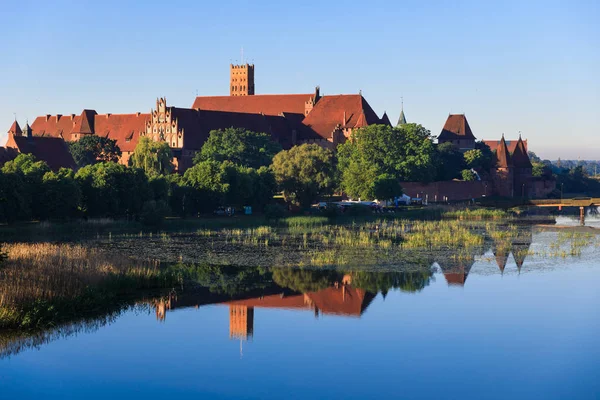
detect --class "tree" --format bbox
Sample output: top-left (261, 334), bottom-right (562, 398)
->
top-left (195, 128), bottom-right (282, 169)
top-left (0, 170), bottom-right (30, 222)
top-left (2, 154), bottom-right (51, 219)
top-left (435, 142), bottom-right (464, 181)
top-left (473, 141), bottom-right (494, 171)
top-left (339, 156), bottom-right (379, 199)
top-left (184, 160), bottom-right (231, 211)
top-left (464, 149), bottom-right (484, 169)
top-left (184, 160), bottom-right (277, 212)
top-left (69, 136), bottom-right (121, 168)
top-left (338, 124), bottom-right (436, 188)
top-left (164, 174), bottom-right (196, 217)
top-left (130, 137), bottom-right (173, 176)
top-left (373, 174), bottom-right (403, 200)
top-left (75, 162), bottom-right (150, 218)
top-left (461, 169), bottom-right (477, 181)
top-left (40, 169), bottom-right (81, 219)
top-left (271, 144), bottom-right (336, 208)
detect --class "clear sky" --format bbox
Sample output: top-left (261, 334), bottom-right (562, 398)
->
top-left (1, 0), bottom-right (598, 159)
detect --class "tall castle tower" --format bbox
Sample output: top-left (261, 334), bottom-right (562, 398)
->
top-left (229, 305), bottom-right (254, 340)
top-left (230, 64), bottom-right (255, 96)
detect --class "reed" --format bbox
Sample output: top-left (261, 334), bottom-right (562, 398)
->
top-left (0, 243), bottom-right (179, 329)
top-left (444, 208), bottom-right (510, 220)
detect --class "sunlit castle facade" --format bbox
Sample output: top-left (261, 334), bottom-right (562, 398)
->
top-left (4, 64), bottom-right (391, 172)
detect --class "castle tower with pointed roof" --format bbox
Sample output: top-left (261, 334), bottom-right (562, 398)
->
top-left (512, 136), bottom-right (533, 198)
top-left (492, 135), bottom-right (515, 197)
top-left (8, 120), bottom-right (22, 136)
top-left (438, 114), bottom-right (476, 151)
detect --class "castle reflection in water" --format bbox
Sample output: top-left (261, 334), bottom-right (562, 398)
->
top-left (154, 230), bottom-right (533, 341)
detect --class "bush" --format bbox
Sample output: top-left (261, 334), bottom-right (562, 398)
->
top-left (461, 169), bottom-right (477, 181)
top-left (264, 204), bottom-right (287, 220)
top-left (140, 200), bottom-right (170, 227)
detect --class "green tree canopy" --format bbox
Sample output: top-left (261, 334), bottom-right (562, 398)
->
top-left (435, 142), bottom-right (465, 181)
top-left (0, 170), bottom-right (30, 222)
top-left (69, 136), bottom-right (122, 168)
top-left (464, 149), bottom-right (484, 169)
top-left (130, 137), bottom-right (173, 176)
top-left (40, 168), bottom-right (81, 219)
top-left (194, 128), bottom-right (282, 169)
top-left (271, 144), bottom-right (336, 208)
top-left (184, 160), bottom-right (276, 212)
top-left (473, 141), bottom-right (494, 171)
top-left (75, 162), bottom-right (150, 217)
top-left (337, 124), bottom-right (437, 198)
top-left (2, 154), bottom-right (51, 219)
top-left (461, 169), bottom-right (477, 181)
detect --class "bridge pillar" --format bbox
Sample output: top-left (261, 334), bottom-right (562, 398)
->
top-left (580, 206), bottom-right (586, 226)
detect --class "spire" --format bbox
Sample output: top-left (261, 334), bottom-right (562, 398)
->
top-left (495, 135), bottom-right (512, 168)
top-left (8, 120), bottom-right (22, 136)
top-left (396, 97), bottom-right (407, 127)
top-left (381, 111), bottom-right (392, 126)
top-left (512, 136), bottom-right (532, 168)
top-left (23, 120), bottom-right (32, 138)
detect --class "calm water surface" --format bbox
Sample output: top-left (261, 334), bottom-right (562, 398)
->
top-left (1, 228), bottom-right (599, 399)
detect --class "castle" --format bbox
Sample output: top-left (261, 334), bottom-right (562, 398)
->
top-left (2, 63), bottom-right (549, 198)
top-left (4, 63), bottom-right (390, 172)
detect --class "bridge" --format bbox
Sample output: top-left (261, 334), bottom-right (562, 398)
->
top-left (528, 197), bottom-right (600, 225)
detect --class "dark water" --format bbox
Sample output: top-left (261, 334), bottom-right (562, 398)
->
top-left (1, 231), bottom-right (599, 399)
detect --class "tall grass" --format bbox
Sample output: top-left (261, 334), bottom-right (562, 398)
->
top-left (0, 243), bottom-right (179, 329)
top-left (444, 208), bottom-right (510, 220)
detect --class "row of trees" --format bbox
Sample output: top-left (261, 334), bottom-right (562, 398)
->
top-left (0, 123), bottom-right (506, 223)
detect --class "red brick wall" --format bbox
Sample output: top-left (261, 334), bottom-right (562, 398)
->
top-left (401, 180), bottom-right (488, 202)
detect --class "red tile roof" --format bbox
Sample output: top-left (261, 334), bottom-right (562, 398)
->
top-left (72, 109), bottom-right (97, 135)
top-left (94, 113), bottom-right (149, 152)
top-left (6, 135), bottom-right (76, 170)
top-left (301, 94), bottom-right (383, 139)
top-left (483, 139), bottom-right (528, 154)
top-left (192, 94), bottom-right (313, 116)
top-left (31, 114), bottom-right (79, 141)
top-left (171, 107), bottom-right (298, 151)
top-left (8, 121), bottom-right (22, 135)
top-left (511, 137), bottom-right (532, 168)
top-left (444, 272), bottom-right (467, 286)
top-left (223, 285), bottom-right (374, 317)
top-left (438, 114), bottom-right (476, 140)
top-left (495, 136), bottom-right (512, 168)
top-left (494, 246), bottom-right (510, 272)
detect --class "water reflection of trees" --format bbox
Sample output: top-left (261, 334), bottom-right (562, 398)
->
top-left (0, 225), bottom-right (545, 358)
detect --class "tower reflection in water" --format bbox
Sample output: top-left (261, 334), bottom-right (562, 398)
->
top-left (153, 228), bottom-right (532, 341)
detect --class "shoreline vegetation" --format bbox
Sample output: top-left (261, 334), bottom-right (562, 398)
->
top-left (0, 206), bottom-right (558, 242)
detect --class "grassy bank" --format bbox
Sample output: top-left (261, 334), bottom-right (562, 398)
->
top-left (0, 243), bottom-right (181, 330)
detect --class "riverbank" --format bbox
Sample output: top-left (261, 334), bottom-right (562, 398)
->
top-left (0, 206), bottom-right (556, 243)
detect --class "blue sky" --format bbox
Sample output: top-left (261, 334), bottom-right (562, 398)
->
top-left (1, 0), bottom-right (598, 159)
